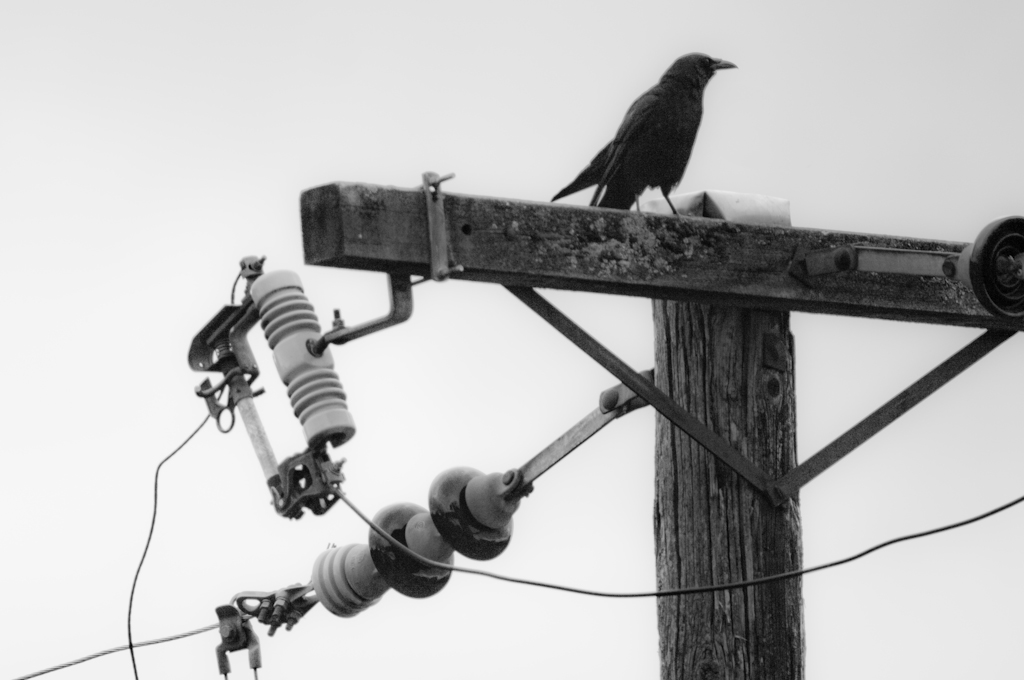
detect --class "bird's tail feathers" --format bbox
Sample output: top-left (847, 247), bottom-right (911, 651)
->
top-left (551, 143), bottom-right (613, 203)
top-left (552, 176), bottom-right (594, 202)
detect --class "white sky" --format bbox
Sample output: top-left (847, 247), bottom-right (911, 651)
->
top-left (3, 1), bottom-right (1024, 678)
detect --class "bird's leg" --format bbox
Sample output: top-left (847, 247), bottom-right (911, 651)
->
top-left (661, 188), bottom-right (681, 219)
top-left (634, 195), bottom-right (644, 215)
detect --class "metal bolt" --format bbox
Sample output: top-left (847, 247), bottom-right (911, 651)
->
top-left (600, 388), bottom-right (621, 412)
top-left (500, 469), bottom-right (520, 492)
top-left (428, 173), bottom-right (455, 200)
top-left (942, 257), bottom-right (957, 278)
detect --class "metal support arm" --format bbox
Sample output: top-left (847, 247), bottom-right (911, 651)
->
top-left (773, 329), bottom-right (1015, 500)
top-left (506, 288), bottom-right (1014, 506)
top-left (506, 286), bottom-right (780, 503)
top-left (510, 372), bottom-right (651, 498)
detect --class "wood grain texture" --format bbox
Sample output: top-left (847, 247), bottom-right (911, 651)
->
top-left (653, 301), bottom-right (803, 679)
top-left (301, 181), bottom-right (1024, 330)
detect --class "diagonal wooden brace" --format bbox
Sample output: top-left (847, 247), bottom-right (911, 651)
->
top-left (506, 285), bottom-right (781, 504)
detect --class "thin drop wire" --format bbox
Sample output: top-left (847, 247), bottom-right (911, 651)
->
top-left (338, 488), bottom-right (1024, 598)
top-left (11, 623), bottom-right (218, 680)
top-left (230, 270), bottom-right (243, 305)
top-left (128, 416), bottom-right (210, 679)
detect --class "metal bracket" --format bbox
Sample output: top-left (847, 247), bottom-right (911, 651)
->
top-left (191, 303), bottom-right (266, 434)
top-left (188, 302), bottom-right (259, 377)
top-left (506, 286), bottom-right (782, 504)
top-left (786, 243), bottom-right (816, 288)
top-left (790, 242), bottom-right (960, 287)
top-left (307, 274), bottom-right (413, 356)
top-left (422, 171), bottom-right (463, 281)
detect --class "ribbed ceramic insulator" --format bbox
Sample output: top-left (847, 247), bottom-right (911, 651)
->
top-left (249, 270), bottom-right (356, 447)
top-left (311, 544), bottom-right (389, 618)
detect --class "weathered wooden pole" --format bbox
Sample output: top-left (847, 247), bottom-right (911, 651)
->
top-left (651, 194), bottom-right (802, 678)
top-left (654, 302), bottom-right (803, 678)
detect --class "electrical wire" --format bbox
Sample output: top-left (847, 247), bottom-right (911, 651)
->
top-left (338, 487), bottom-right (1024, 598)
top-left (10, 623), bottom-right (219, 680)
top-left (127, 415), bottom-right (210, 680)
top-left (14, 479), bottom-right (1024, 680)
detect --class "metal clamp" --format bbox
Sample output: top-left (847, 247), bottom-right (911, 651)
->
top-left (215, 604), bottom-right (261, 678)
top-left (232, 583), bottom-right (319, 636)
top-left (274, 447), bottom-right (346, 519)
top-left (422, 171), bottom-right (463, 281)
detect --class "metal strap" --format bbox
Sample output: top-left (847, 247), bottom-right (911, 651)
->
top-left (422, 171), bottom-right (459, 280)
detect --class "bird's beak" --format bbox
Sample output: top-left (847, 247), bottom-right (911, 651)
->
top-left (712, 59), bottom-right (737, 71)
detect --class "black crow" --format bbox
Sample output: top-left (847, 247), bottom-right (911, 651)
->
top-left (552, 53), bottom-right (736, 215)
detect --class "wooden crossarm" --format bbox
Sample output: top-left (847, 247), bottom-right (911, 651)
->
top-left (301, 181), bottom-right (1023, 330)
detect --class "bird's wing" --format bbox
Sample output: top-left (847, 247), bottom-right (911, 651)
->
top-left (552, 84), bottom-right (667, 207)
top-left (596, 88), bottom-right (665, 195)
